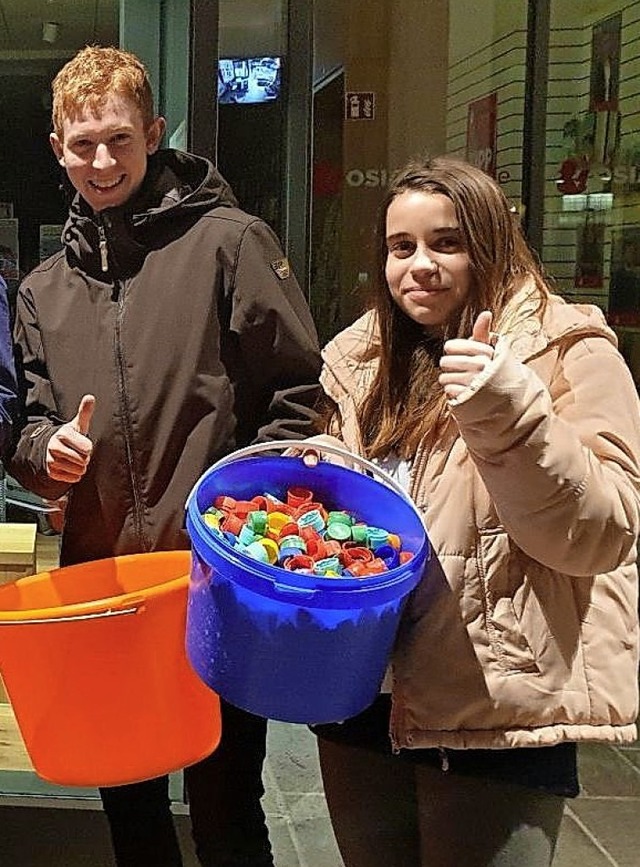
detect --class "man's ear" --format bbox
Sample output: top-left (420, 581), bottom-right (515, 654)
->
top-left (146, 116), bottom-right (166, 155)
top-left (50, 132), bottom-right (65, 166)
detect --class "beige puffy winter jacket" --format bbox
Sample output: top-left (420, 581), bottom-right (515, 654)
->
top-left (319, 285), bottom-right (640, 750)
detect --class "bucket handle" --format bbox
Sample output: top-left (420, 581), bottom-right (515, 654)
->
top-left (188, 439), bottom-right (422, 522)
top-left (0, 601), bottom-right (144, 626)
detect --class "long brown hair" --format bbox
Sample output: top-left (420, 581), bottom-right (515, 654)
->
top-left (359, 155), bottom-right (549, 460)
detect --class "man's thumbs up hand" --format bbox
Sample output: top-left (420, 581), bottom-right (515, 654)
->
top-left (46, 394), bottom-right (96, 483)
top-left (73, 394), bottom-right (95, 436)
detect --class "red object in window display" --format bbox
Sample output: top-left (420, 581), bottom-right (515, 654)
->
top-left (557, 157), bottom-right (589, 195)
top-left (313, 160), bottom-right (343, 197)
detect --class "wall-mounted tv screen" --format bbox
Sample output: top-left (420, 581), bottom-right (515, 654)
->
top-left (218, 57), bottom-right (282, 105)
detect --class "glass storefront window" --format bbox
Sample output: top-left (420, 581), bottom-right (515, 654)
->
top-left (544, 0), bottom-right (640, 380)
top-left (0, 0), bottom-right (119, 311)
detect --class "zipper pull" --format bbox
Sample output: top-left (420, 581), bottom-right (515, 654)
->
top-left (439, 747), bottom-right (450, 772)
top-left (98, 225), bottom-right (108, 273)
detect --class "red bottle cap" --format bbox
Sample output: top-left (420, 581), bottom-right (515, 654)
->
top-left (234, 500), bottom-right (258, 519)
top-left (214, 495), bottom-right (237, 511)
top-left (287, 486), bottom-right (313, 508)
top-left (221, 513), bottom-right (243, 536)
top-left (283, 554), bottom-right (315, 571)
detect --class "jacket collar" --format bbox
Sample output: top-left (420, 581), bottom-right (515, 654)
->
top-left (61, 149), bottom-right (237, 280)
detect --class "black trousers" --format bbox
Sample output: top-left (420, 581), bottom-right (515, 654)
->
top-left (99, 700), bottom-right (274, 867)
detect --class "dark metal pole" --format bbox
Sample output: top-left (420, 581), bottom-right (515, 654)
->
top-left (189, 0), bottom-right (219, 161)
top-left (522, 0), bottom-right (550, 255)
top-left (284, 0), bottom-right (314, 297)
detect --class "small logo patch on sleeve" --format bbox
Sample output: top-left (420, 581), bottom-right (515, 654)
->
top-left (270, 258), bottom-right (290, 280)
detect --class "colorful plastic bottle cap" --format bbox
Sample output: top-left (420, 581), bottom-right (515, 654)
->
top-left (399, 551), bottom-right (414, 564)
top-left (387, 533), bottom-right (402, 550)
top-left (351, 524), bottom-right (368, 543)
top-left (247, 510), bottom-right (268, 535)
top-left (267, 511), bottom-right (291, 533)
top-left (269, 511), bottom-right (294, 531)
top-left (238, 525), bottom-right (259, 546)
top-left (279, 546), bottom-right (308, 565)
top-left (297, 509), bottom-right (326, 533)
top-left (306, 538), bottom-right (327, 560)
top-left (299, 526), bottom-right (321, 542)
top-left (204, 525), bottom-right (224, 539)
top-left (221, 513), bottom-right (244, 536)
top-left (341, 546), bottom-right (373, 565)
top-left (278, 534), bottom-right (306, 552)
top-left (234, 500), bottom-right (258, 519)
top-left (364, 558), bottom-right (388, 574)
top-left (243, 541), bottom-right (270, 563)
top-left (373, 543), bottom-right (400, 570)
top-left (214, 495), bottom-right (236, 511)
top-left (323, 540), bottom-right (343, 557)
top-left (278, 521), bottom-right (300, 538)
top-left (327, 511), bottom-right (353, 526)
top-left (325, 521), bottom-right (351, 542)
top-left (314, 556), bottom-right (342, 575)
top-left (257, 537), bottom-right (279, 564)
top-left (250, 495), bottom-right (268, 510)
top-left (265, 495), bottom-right (289, 514)
top-left (283, 553), bottom-right (315, 571)
top-left (205, 506), bottom-right (225, 518)
top-left (222, 530), bottom-right (238, 547)
top-left (287, 486), bottom-right (313, 508)
top-left (296, 501), bottom-right (328, 520)
top-left (366, 527), bottom-right (389, 549)
top-left (202, 512), bottom-right (221, 530)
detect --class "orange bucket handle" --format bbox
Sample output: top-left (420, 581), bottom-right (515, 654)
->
top-left (0, 595), bottom-right (147, 626)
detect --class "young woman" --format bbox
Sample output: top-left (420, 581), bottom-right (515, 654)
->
top-left (310, 156), bottom-right (640, 867)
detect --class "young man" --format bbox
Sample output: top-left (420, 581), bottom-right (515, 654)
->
top-left (0, 275), bottom-right (18, 459)
top-left (9, 46), bottom-right (322, 867)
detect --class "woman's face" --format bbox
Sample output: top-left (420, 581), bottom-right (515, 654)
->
top-left (385, 190), bottom-right (472, 332)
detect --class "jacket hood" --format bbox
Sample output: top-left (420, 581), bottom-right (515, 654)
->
top-left (496, 281), bottom-right (618, 360)
top-left (62, 149), bottom-right (238, 278)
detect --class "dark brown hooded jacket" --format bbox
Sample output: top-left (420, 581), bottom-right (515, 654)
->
top-left (10, 149), bottom-right (321, 566)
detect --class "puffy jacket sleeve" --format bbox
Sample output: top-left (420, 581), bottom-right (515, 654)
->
top-left (0, 276), bottom-right (19, 460)
top-left (8, 282), bottom-right (70, 499)
top-left (449, 334), bottom-right (640, 576)
top-left (227, 218), bottom-right (322, 444)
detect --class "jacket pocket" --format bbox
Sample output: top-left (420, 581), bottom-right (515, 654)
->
top-left (477, 530), bottom-right (539, 673)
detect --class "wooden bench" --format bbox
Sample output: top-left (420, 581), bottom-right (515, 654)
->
top-left (0, 522), bottom-right (37, 586)
top-left (0, 523), bottom-right (38, 704)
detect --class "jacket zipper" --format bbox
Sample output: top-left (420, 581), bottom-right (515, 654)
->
top-left (438, 747), bottom-right (450, 772)
top-left (100, 216), bottom-right (149, 551)
top-left (98, 224), bottom-right (109, 273)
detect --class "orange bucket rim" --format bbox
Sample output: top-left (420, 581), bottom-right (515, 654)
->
top-left (0, 570), bottom-right (190, 624)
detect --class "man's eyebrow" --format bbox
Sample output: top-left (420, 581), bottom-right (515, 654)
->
top-left (67, 125), bottom-right (134, 143)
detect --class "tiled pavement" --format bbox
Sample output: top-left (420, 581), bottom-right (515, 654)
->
top-left (2, 724), bottom-right (640, 866)
top-left (263, 723), bottom-right (640, 867)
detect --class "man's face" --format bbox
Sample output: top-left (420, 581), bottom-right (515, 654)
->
top-left (50, 94), bottom-right (165, 212)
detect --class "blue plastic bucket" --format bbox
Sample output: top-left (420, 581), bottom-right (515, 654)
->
top-left (185, 441), bottom-right (429, 724)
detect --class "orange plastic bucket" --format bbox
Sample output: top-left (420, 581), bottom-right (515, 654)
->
top-left (0, 551), bottom-right (220, 787)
